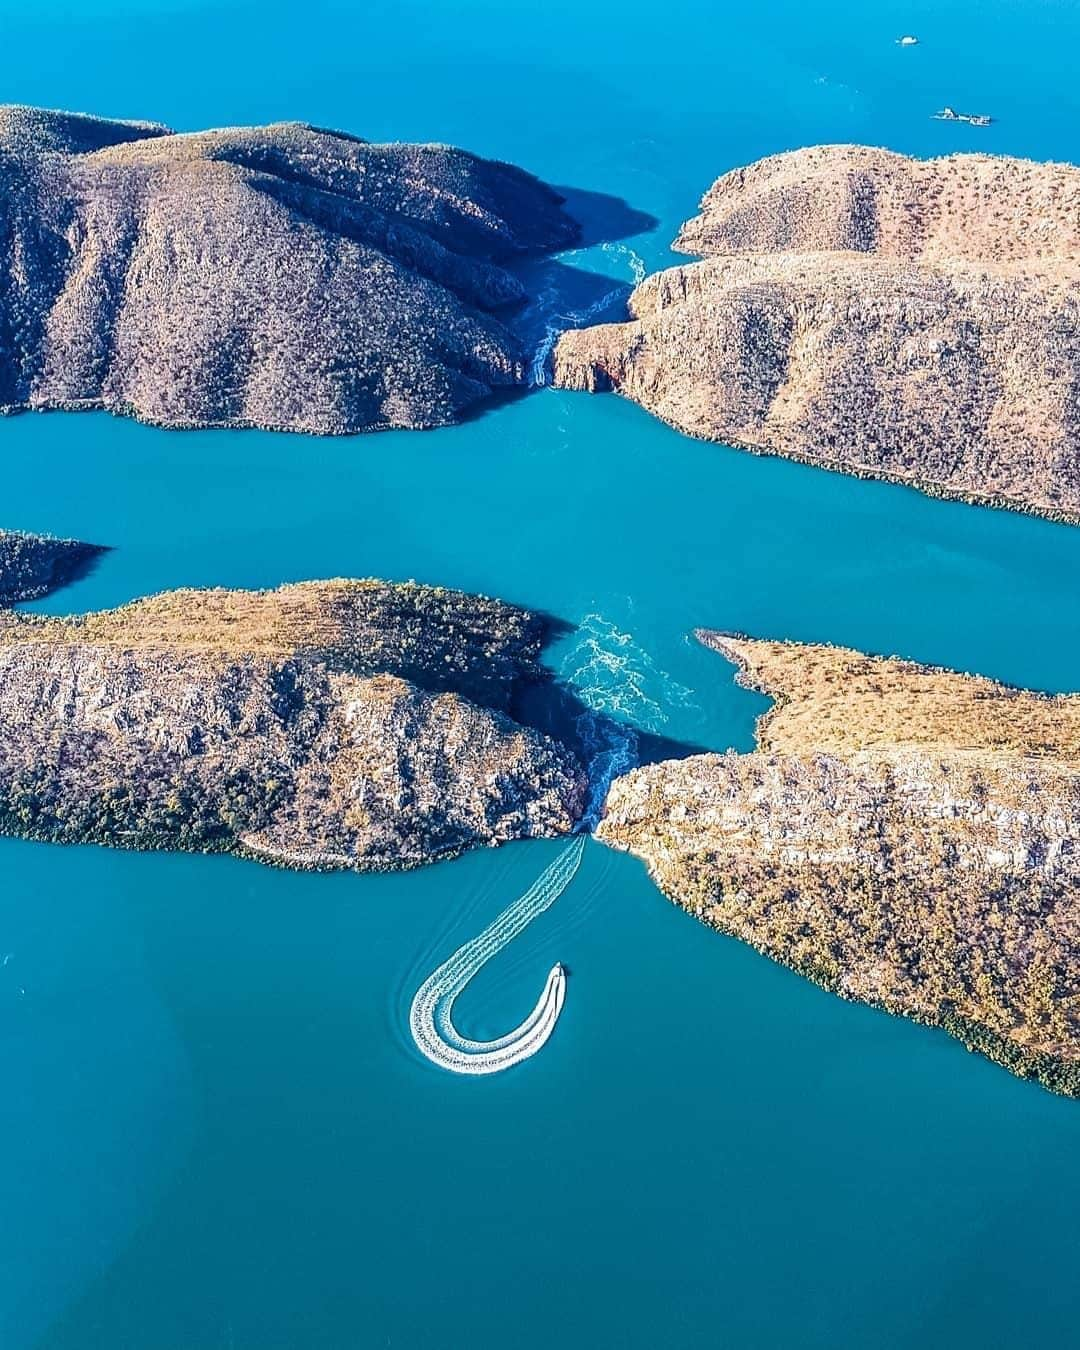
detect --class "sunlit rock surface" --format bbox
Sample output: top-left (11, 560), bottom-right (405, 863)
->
top-left (554, 146), bottom-right (1080, 522)
top-left (0, 104), bottom-right (579, 433)
top-left (0, 578), bottom-right (586, 868)
top-left (599, 632), bottom-right (1080, 1096)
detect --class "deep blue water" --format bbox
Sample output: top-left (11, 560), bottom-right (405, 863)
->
top-left (3, 2), bottom-right (1080, 1346)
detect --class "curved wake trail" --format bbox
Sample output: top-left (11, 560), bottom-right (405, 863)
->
top-left (408, 608), bottom-right (678, 1074)
top-left (409, 836), bottom-right (586, 1074)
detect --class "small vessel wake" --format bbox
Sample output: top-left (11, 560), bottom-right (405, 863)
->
top-left (408, 836), bottom-right (586, 1074)
top-left (409, 611), bottom-right (683, 1074)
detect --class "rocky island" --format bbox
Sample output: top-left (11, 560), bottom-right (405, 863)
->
top-left (554, 145), bottom-right (1080, 522)
top-left (0, 567), bottom-right (585, 868)
top-left (599, 632), bottom-right (1080, 1095)
top-left (0, 104), bottom-right (579, 433)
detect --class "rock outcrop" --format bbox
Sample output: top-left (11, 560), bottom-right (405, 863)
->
top-left (0, 528), bottom-right (105, 605)
top-left (0, 577), bottom-right (586, 869)
top-left (673, 145), bottom-right (1080, 264)
top-left (0, 105), bottom-right (579, 433)
top-left (553, 146), bottom-right (1080, 522)
top-left (598, 632), bottom-right (1080, 1095)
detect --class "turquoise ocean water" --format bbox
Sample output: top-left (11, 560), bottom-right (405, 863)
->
top-left (2, 1), bottom-right (1080, 1345)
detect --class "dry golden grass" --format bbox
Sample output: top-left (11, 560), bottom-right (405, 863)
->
top-left (0, 577), bottom-right (582, 871)
top-left (0, 577), bottom-right (545, 716)
top-left (555, 147), bottom-right (1080, 525)
top-left (703, 632), bottom-right (1080, 765)
top-left (2, 581), bottom-right (387, 656)
top-left (599, 633), bottom-right (1080, 1095)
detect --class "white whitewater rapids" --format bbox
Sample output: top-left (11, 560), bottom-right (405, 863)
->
top-left (408, 835), bottom-right (586, 1074)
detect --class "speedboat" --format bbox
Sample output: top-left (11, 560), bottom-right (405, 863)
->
top-left (933, 107), bottom-right (993, 126)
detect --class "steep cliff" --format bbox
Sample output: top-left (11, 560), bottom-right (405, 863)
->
top-left (554, 146), bottom-right (1080, 522)
top-left (0, 578), bottom-right (586, 869)
top-left (0, 105), bottom-right (579, 433)
top-left (598, 633), bottom-right (1080, 1095)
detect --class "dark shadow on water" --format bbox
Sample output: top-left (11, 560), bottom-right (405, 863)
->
top-left (455, 383), bottom-right (531, 427)
top-left (509, 255), bottom-right (635, 345)
top-left (517, 614), bottom-right (710, 778)
top-left (436, 181), bottom-right (658, 428)
top-left (512, 664), bottom-right (710, 777)
top-left (552, 186), bottom-right (659, 248)
top-left (458, 254), bottom-right (637, 428)
top-left (495, 183), bottom-right (657, 391)
top-left (51, 541), bottom-right (112, 597)
top-left (635, 727), bottom-right (710, 766)
top-left (7, 539), bottom-right (112, 611)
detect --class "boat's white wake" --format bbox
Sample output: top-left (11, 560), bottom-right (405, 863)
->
top-left (408, 836), bottom-right (586, 1074)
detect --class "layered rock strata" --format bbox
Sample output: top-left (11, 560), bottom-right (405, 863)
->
top-left (0, 578), bottom-right (586, 869)
top-left (599, 632), bottom-right (1080, 1095)
top-left (554, 146), bottom-right (1080, 521)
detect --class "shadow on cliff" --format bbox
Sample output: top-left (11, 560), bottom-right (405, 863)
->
top-left (456, 250), bottom-right (644, 425)
top-left (255, 172), bottom-right (655, 423)
top-left (454, 246), bottom-right (638, 426)
top-left (390, 599), bottom-right (704, 780)
top-left (500, 185), bottom-right (658, 391)
top-left (4, 538), bottom-right (111, 611)
top-left (513, 673), bottom-right (708, 775)
top-left (453, 241), bottom-right (639, 426)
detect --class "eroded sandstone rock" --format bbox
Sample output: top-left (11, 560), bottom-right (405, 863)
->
top-left (554, 146), bottom-right (1080, 522)
top-left (599, 633), bottom-right (1080, 1095)
top-left (0, 578), bottom-right (586, 868)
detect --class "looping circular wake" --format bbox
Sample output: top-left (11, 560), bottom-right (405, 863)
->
top-left (409, 836), bottom-right (586, 1074)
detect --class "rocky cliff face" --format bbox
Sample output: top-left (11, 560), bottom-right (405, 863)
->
top-left (0, 578), bottom-right (586, 869)
top-left (553, 146), bottom-right (1080, 522)
top-left (0, 528), bottom-right (105, 604)
top-left (598, 633), bottom-right (1080, 1095)
top-left (0, 105), bottom-right (579, 433)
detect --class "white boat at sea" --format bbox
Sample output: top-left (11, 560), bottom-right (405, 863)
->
top-left (933, 105), bottom-right (993, 127)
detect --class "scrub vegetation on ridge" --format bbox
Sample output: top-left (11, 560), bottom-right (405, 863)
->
top-left (599, 633), bottom-right (1080, 1096)
top-left (0, 544), bottom-right (586, 870)
top-left (554, 145), bottom-right (1080, 522)
top-left (0, 104), bottom-right (579, 433)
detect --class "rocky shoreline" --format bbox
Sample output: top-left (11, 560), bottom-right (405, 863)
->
top-left (0, 529), bottom-right (106, 605)
top-left (0, 565), bottom-right (587, 870)
top-left (554, 145), bottom-right (1080, 523)
top-left (4, 121), bottom-right (1079, 1098)
top-left (598, 632), bottom-right (1080, 1096)
top-left (0, 104), bottom-right (580, 435)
